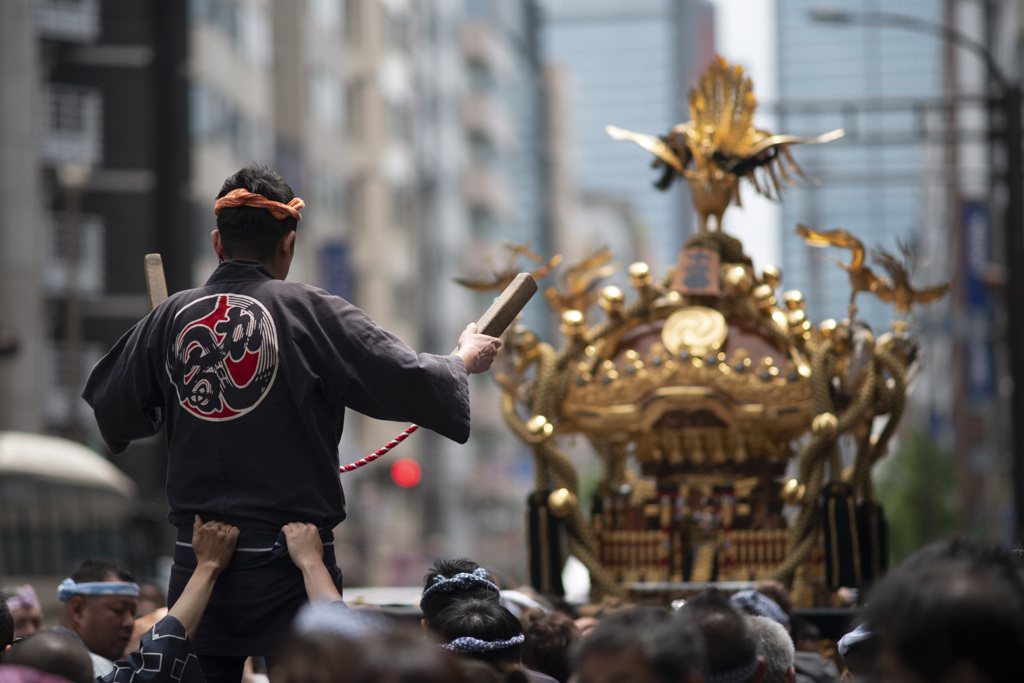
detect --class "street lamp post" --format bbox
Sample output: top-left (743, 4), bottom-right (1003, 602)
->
top-left (810, 5), bottom-right (1024, 542)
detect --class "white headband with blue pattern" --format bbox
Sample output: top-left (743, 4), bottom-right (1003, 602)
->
top-left (57, 578), bottom-right (140, 602)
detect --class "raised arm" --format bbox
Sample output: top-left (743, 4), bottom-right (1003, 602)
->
top-left (282, 522), bottom-right (342, 603)
top-left (169, 515), bottom-right (239, 639)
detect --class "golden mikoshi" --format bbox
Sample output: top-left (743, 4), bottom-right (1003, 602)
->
top-left (457, 55), bottom-right (949, 604)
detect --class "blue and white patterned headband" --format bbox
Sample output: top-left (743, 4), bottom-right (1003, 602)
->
top-left (57, 578), bottom-right (139, 602)
top-left (730, 590), bottom-right (789, 627)
top-left (420, 568), bottom-right (500, 607)
top-left (439, 634), bottom-right (525, 654)
top-left (706, 658), bottom-right (759, 683)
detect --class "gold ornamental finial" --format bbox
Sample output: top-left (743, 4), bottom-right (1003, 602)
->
top-left (607, 55), bottom-right (843, 233)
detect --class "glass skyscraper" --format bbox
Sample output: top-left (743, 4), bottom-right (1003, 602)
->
top-left (540, 0), bottom-right (715, 269)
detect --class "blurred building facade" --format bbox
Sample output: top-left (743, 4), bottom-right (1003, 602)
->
top-left (0, 0), bottom-right (549, 586)
top-left (774, 0), bottom-right (1017, 539)
top-left (0, 0), bottom-right (190, 574)
top-left (539, 0), bottom-right (715, 271)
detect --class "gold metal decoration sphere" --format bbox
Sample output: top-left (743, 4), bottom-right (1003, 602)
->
top-left (762, 264), bottom-right (782, 289)
top-left (548, 488), bottom-right (578, 517)
top-left (818, 318), bottom-right (838, 339)
top-left (752, 284), bottom-right (777, 309)
top-left (526, 415), bottom-right (555, 439)
top-left (561, 310), bottom-right (586, 339)
top-left (812, 412), bottom-right (839, 439)
top-left (629, 262), bottom-right (652, 289)
top-left (723, 265), bottom-right (753, 294)
top-left (782, 290), bottom-right (806, 311)
top-left (599, 286), bottom-right (625, 316)
top-left (771, 310), bottom-right (789, 331)
top-left (600, 359), bottom-right (620, 383)
top-left (781, 478), bottom-right (806, 505)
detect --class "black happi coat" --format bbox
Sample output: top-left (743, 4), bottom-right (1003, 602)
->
top-left (83, 260), bottom-right (470, 654)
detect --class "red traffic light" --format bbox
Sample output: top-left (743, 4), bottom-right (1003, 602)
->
top-left (390, 458), bottom-right (422, 488)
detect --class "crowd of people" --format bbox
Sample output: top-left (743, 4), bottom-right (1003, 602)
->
top-left (1, 529), bottom-right (1022, 683)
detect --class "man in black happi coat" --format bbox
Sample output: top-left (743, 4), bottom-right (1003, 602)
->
top-left (83, 163), bottom-right (501, 683)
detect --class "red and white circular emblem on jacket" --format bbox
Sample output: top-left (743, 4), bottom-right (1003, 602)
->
top-left (165, 293), bottom-right (279, 421)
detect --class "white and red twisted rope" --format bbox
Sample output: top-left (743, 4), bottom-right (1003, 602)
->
top-left (339, 424), bottom-right (420, 473)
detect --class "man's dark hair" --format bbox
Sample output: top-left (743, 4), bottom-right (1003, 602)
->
top-left (519, 608), bottom-right (580, 683)
top-left (791, 616), bottom-right (820, 642)
top-left (421, 558), bottom-right (500, 622)
top-left (865, 540), bottom-right (1024, 683)
top-left (680, 589), bottom-right (758, 682)
top-left (0, 594), bottom-right (13, 651)
top-left (71, 558), bottom-right (135, 583)
top-left (431, 598), bottom-right (523, 669)
top-left (275, 629), bottom-right (472, 683)
top-left (6, 632), bottom-right (95, 683)
top-left (572, 606), bottom-right (707, 683)
top-left (842, 636), bottom-right (880, 682)
top-left (216, 163), bottom-right (298, 262)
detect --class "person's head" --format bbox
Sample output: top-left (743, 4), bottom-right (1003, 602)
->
top-left (865, 540), bottom-right (1024, 683)
top-left (5, 631), bottom-right (95, 683)
top-left (135, 584), bottom-right (165, 618)
top-left (1, 595), bottom-right (13, 662)
top-left (837, 623), bottom-right (879, 683)
top-left (421, 559), bottom-right (501, 625)
top-left (275, 628), bottom-right (471, 683)
top-left (519, 608), bottom-right (580, 683)
top-left (680, 589), bottom-right (763, 683)
top-left (2, 585), bottom-right (44, 638)
top-left (790, 617), bottom-right (821, 653)
top-left (571, 606), bottom-right (706, 683)
top-left (58, 558), bottom-right (138, 661)
top-left (749, 616), bottom-right (795, 683)
top-left (753, 582), bottom-right (793, 622)
top-left (212, 164), bottom-right (301, 278)
top-left (459, 658), bottom-right (529, 683)
top-left (730, 591), bottom-right (789, 629)
top-left (431, 598), bottom-right (525, 672)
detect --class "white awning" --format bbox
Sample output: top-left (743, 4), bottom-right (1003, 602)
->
top-left (0, 431), bottom-right (136, 497)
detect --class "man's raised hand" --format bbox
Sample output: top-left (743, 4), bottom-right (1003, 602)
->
top-left (192, 515), bottom-right (239, 574)
top-left (282, 522), bottom-right (342, 603)
top-left (456, 323), bottom-right (502, 374)
top-left (282, 522), bottom-right (324, 571)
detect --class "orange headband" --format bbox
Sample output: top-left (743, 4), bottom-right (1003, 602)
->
top-left (213, 188), bottom-right (306, 222)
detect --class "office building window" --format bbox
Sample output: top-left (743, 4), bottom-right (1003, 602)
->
top-left (344, 0), bottom-right (361, 45)
top-left (346, 80), bottom-right (366, 138)
top-left (310, 68), bottom-right (343, 128)
top-left (309, 0), bottom-right (342, 32)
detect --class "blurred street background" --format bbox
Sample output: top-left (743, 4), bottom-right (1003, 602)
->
top-left (0, 0), bottom-right (1020, 608)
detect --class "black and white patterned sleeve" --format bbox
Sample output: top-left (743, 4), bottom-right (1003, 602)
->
top-left (99, 616), bottom-right (205, 683)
